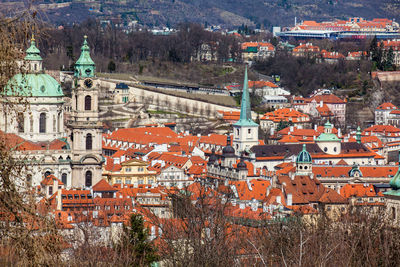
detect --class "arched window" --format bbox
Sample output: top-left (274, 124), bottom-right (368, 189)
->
top-left (75, 95), bottom-right (78, 110)
top-left (39, 113), bottom-right (46, 133)
top-left (44, 171), bottom-right (51, 178)
top-left (85, 95), bottom-right (91, 111)
top-left (17, 113), bottom-right (24, 133)
top-left (86, 133), bottom-right (92, 150)
top-left (30, 116), bottom-right (33, 132)
top-left (61, 173), bottom-right (67, 186)
top-left (85, 171), bottom-right (92, 187)
top-left (57, 112), bottom-right (61, 132)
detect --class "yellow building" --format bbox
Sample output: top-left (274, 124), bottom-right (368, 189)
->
top-left (103, 158), bottom-right (157, 185)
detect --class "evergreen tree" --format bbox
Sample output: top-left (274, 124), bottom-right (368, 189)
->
top-left (385, 47), bottom-right (394, 71)
top-left (116, 214), bottom-right (159, 266)
top-left (108, 60), bottom-right (116, 73)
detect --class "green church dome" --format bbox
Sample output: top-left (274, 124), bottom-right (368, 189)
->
top-left (296, 144), bottom-right (312, 163)
top-left (5, 73), bottom-right (64, 97)
top-left (316, 132), bottom-right (341, 142)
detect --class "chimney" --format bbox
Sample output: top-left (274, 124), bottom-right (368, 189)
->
top-left (314, 124), bottom-right (317, 131)
top-left (56, 189), bottom-right (62, 211)
top-left (287, 193), bottom-right (293, 206)
top-left (290, 125), bottom-right (294, 132)
top-left (246, 180), bottom-right (253, 191)
top-left (320, 100), bottom-right (323, 107)
top-left (338, 128), bottom-right (342, 138)
top-left (276, 195), bottom-right (281, 204)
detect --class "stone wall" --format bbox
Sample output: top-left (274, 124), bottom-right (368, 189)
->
top-left (99, 80), bottom-right (239, 118)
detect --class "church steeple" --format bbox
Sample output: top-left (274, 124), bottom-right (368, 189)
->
top-left (74, 35), bottom-right (95, 78)
top-left (232, 66), bottom-right (259, 155)
top-left (234, 66), bottom-right (258, 127)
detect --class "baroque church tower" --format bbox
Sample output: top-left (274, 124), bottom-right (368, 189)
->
top-left (68, 36), bottom-right (103, 188)
top-left (232, 66), bottom-right (259, 155)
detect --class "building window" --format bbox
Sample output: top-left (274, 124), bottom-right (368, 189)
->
top-left (53, 115), bottom-right (56, 132)
top-left (30, 116), bottom-right (33, 132)
top-left (44, 171), bottom-right (51, 178)
top-left (85, 95), bottom-right (91, 111)
top-left (248, 129), bottom-right (251, 134)
top-left (61, 173), bottom-right (67, 185)
top-left (17, 113), bottom-right (24, 133)
top-left (324, 147), bottom-right (328, 152)
top-left (49, 186), bottom-right (53, 196)
top-left (126, 167), bottom-right (131, 172)
top-left (85, 171), bottom-right (92, 187)
top-left (57, 112), bottom-right (61, 132)
top-left (138, 167), bottom-right (144, 172)
top-left (86, 133), bottom-right (92, 150)
top-left (39, 113), bottom-right (46, 133)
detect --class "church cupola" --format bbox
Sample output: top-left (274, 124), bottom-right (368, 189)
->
top-left (25, 34), bottom-right (43, 73)
top-left (74, 35), bottom-right (95, 78)
top-left (296, 144), bottom-right (312, 175)
top-left (316, 120), bottom-right (341, 155)
top-left (207, 148), bottom-right (217, 166)
top-left (222, 135), bottom-right (236, 167)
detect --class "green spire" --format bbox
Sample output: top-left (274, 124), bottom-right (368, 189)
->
top-left (24, 34), bottom-right (42, 61)
top-left (74, 35), bottom-right (95, 78)
top-left (356, 126), bottom-right (361, 144)
top-left (234, 66), bottom-right (258, 127)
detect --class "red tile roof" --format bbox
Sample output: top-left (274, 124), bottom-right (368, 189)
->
top-left (92, 179), bottom-right (117, 192)
top-left (376, 102), bottom-right (397, 110)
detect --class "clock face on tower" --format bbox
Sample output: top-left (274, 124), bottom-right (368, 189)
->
top-left (84, 78), bottom-right (93, 89)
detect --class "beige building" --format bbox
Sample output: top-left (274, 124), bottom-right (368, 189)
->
top-left (103, 158), bottom-right (157, 185)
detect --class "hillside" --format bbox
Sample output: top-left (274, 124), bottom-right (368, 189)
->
top-left (1, 0), bottom-right (399, 28)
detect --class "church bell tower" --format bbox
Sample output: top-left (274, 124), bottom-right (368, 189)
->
top-left (68, 36), bottom-right (103, 188)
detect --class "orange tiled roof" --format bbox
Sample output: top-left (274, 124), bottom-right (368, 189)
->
top-left (92, 179), bottom-right (117, 192)
top-left (376, 102), bottom-right (398, 110)
top-left (40, 174), bottom-right (64, 186)
top-left (248, 80), bottom-right (278, 89)
top-left (308, 94), bottom-right (345, 104)
top-left (260, 108), bottom-right (309, 123)
top-left (340, 184), bottom-right (382, 199)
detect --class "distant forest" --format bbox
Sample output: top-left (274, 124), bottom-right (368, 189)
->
top-left (36, 19), bottom-right (381, 96)
top-left (17, 0), bottom-right (400, 28)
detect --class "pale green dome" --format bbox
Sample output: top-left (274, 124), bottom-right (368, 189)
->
top-left (316, 133), bottom-right (341, 142)
top-left (5, 73), bottom-right (64, 97)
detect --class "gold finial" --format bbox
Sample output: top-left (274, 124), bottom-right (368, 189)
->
top-left (31, 33), bottom-right (35, 42)
top-left (84, 35), bottom-right (88, 39)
